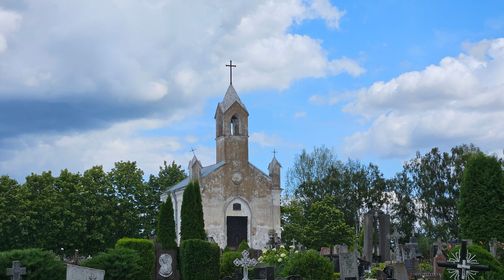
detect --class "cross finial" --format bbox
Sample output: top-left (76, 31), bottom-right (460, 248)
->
top-left (226, 60), bottom-right (237, 85)
top-left (273, 149), bottom-right (277, 157)
top-left (190, 147), bottom-right (197, 156)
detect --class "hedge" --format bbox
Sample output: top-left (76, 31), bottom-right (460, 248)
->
top-left (0, 248), bottom-right (65, 280)
top-left (282, 250), bottom-right (333, 280)
top-left (220, 251), bottom-right (241, 279)
top-left (157, 196), bottom-right (177, 250)
top-left (115, 238), bottom-right (154, 280)
top-left (181, 239), bottom-right (220, 280)
top-left (81, 247), bottom-right (143, 280)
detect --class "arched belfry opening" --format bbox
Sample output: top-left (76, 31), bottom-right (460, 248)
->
top-left (230, 115), bottom-right (240, 136)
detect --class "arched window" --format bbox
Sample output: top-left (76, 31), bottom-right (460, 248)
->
top-left (233, 203), bottom-right (241, 211)
top-left (230, 115), bottom-right (239, 135)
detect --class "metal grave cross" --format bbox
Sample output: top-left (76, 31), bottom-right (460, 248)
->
top-left (390, 229), bottom-right (405, 261)
top-left (233, 250), bottom-right (258, 280)
top-left (6, 261), bottom-right (27, 280)
top-left (225, 60), bottom-right (237, 85)
top-left (437, 240), bottom-right (489, 280)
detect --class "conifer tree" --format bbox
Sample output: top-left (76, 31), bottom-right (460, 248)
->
top-left (459, 153), bottom-right (504, 243)
top-left (180, 181), bottom-right (206, 241)
top-left (157, 195), bottom-right (177, 249)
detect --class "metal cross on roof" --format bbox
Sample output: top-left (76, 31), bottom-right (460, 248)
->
top-left (437, 240), bottom-right (490, 280)
top-left (6, 261), bottom-right (27, 280)
top-left (190, 147), bottom-right (197, 156)
top-left (226, 60), bottom-right (237, 85)
top-left (233, 250), bottom-right (258, 280)
top-left (273, 149), bottom-right (277, 157)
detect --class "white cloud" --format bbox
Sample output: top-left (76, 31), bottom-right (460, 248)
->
top-left (0, 7), bottom-right (21, 53)
top-left (343, 38), bottom-right (504, 157)
top-left (250, 132), bottom-right (283, 148)
top-left (294, 111), bottom-right (307, 118)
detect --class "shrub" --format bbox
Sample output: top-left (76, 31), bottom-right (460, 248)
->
top-left (220, 251), bottom-right (241, 278)
top-left (157, 196), bottom-right (177, 250)
top-left (282, 250), bottom-right (333, 280)
top-left (442, 244), bottom-right (504, 280)
top-left (238, 240), bottom-right (249, 252)
top-left (0, 248), bottom-right (65, 280)
top-left (180, 181), bottom-right (206, 241)
top-left (115, 238), bottom-right (154, 280)
top-left (82, 247), bottom-right (143, 280)
top-left (181, 239), bottom-right (220, 280)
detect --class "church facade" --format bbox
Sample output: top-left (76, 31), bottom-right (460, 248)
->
top-left (160, 82), bottom-right (281, 250)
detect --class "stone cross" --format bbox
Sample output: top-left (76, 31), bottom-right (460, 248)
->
top-left (290, 239), bottom-right (297, 249)
top-left (489, 238), bottom-right (497, 257)
top-left (6, 261), bottom-right (27, 280)
top-left (225, 60), bottom-right (237, 85)
top-left (233, 250), bottom-right (258, 280)
top-left (391, 229), bottom-right (405, 261)
top-left (437, 241), bottom-right (489, 280)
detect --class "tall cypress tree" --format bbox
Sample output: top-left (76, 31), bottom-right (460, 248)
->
top-left (459, 153), bottom-right (504, 243)
top-left (180, 181), bottom-right (206, 241)
top-left (157, 195), bottom-right (177, 249)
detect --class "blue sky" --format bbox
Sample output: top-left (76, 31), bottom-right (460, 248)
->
top-left (1, 0), bottom-right (504, 183)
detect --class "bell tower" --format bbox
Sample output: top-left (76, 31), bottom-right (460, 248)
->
top-left (215, 61), bottom-right (249, 163)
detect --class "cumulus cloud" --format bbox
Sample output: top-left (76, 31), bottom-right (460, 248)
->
top-left (0, 0), bottom-right (359, 179)
top-left (343, 38), bottom-right (504, 157)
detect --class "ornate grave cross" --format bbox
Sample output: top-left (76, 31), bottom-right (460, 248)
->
top-left (6, 261), bottom-right (27, 280)
top-left (226, 60), bottom-right (237, 85)
top-left (391, 229), bottom-right (405, 261)
top-left (437, 241), bottom-right (489, 280)
top-left (233, 250), bottom-right (258, 280)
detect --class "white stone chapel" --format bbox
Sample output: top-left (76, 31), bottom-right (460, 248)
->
top-left (161, 65), bottom-right (281, 250)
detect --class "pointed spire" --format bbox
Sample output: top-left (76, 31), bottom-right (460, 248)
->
top-left (218, 84), bottom-right (248, 113)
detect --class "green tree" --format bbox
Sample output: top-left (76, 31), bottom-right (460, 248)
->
top-left (146, 161), bottom-right (186, 238)
top-left (157, 196), bottom-right (177, 249)
top-left (0, 176), bottom-right (22, 251)
top-left (405, 144), bottom-right (480, 240)
top-left (180, 181), bottom-right (206, 241)
top-left (459, 153), bottom-right (504, 244)
top-left (388, 170), bottom-right (416, 242)
top-left (282, 197), bottom-right (354, 250)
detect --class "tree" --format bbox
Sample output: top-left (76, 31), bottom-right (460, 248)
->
top-left (388, 170), bottom-right (416, 243)
top-left (459, 153), bottom-right (504, 244)
top-left (405, 144), bottom-right (480, 240)
top-left (180, 181), bottom-right (206, 241)
top-left (157, 196), bottom-right (177, 249)
top-left (146, 161), bottom-right (186, 237)
top-left (281, 197), bottom-right (354, 250)
top-left (0, 176), bottom-right (21, 251)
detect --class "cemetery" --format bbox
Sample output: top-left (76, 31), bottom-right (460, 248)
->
top-left (1, 66), bottom-right (504, 280)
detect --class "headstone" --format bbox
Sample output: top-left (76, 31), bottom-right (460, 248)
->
top-left (404, 258), bottom-right (418, 277)
top-left (339, 252), bottom-right (359, 280)
top-left (378, 213), bottom-right (391, 262)
top-left (391, 262), bottom-right (408, 280)
top-left (6, 261), bottom-right (26, 280)
top-left (489, 238), bottom-right (497, 258)
top-left (390, 229), bottom-right (405, 262)
top-left (233, 250), bottom-right (258, 280)
top-left (334, 244), bottom-right (348, 255)
top-left (319, 247), bottom-right (331, 256)
top-left (362, 212), bottom-right (374, 262)
top-left (66, 264), bottom-right (105, 280)
top-left (155, 243), bottom-right (180, 280)
top-left (286, 275), bottom-right (302, 280)
top-left (253, 266), bottom-right (274, 280)
top-left (433, 239), bottom-right (446, 276)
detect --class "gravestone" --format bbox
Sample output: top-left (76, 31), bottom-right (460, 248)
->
top-left (339, 252), bottom-right (358, 280)
top-left (155, 243), bottom-right (180, 280)
top-left (319, 247), bottom-right (331, 256)
top-left (253, 266), bottom-right (274, 280)
top-left (391, 262), bottom-right (408, 280)
top-left (6, 261), bottom-right (26, 280)
top-left (363, 210), bottom-right (390, 263)
top-left (390, 229), bottom-right (405, 262)
top-left (334, 244), bottom-right (348, 255)
top-left (66, 264), bottom-right (105, 280)
top-left (433, 239), bottom-right (446, 276)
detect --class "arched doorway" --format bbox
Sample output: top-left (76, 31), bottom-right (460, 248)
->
top-left (224, 197), bottom-right (251, 249)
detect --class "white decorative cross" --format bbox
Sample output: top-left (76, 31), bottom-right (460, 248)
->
top-left (233, 250), bottom-right (258, 280)
top-left (6, 261), bottom-right (27, 280)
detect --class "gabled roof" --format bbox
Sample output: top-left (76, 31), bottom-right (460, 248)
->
top-left (218, 84), bottom-right (248, 114)
top-left (165, 161), bottom-right (226, 193)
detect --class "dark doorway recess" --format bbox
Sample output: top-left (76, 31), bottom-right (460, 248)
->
top-left (227, 216), bottom-right (247, 248)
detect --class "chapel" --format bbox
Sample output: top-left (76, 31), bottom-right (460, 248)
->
top-left (161, 66), bottom-right (282, 250)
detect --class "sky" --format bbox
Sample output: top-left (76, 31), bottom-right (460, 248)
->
top-left (1, 0), bottom-right (504, 183)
